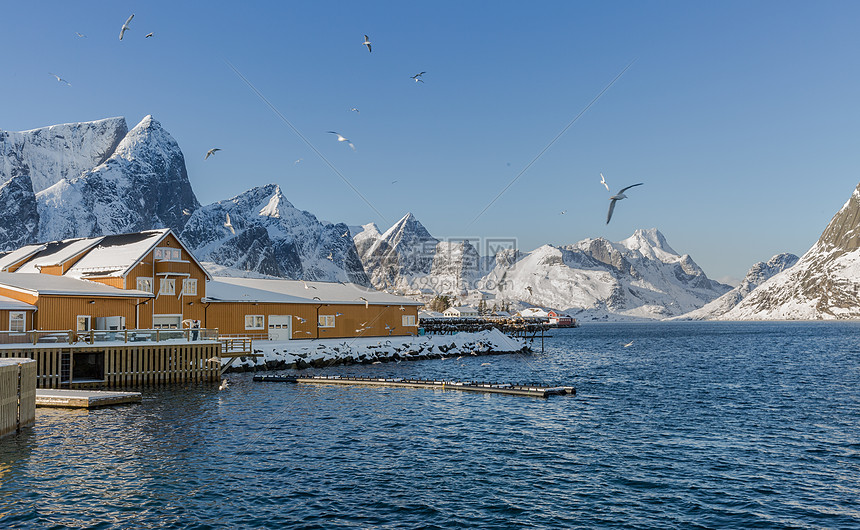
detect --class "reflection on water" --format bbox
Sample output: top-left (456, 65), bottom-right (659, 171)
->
top-left (2, 322), bottom-right (859, 528)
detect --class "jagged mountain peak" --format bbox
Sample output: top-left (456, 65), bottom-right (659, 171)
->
top-left (618, 228), bottom-right (678, 259)
top-left (380, 212), bottom-right (435, 243)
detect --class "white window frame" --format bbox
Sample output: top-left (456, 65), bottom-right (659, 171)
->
top-left (76, 315), bottom-right (91, 332)
top-left (182, 279), bottom-right (197, 296)
top-left (136, 277), bottom-right (153, 293)
top-left (318, 314), bottom-right (335, 328)
top-left (245, 315), bottom-right (265, 330)
top-left (9, 311), bottom-right (26, 332)
top-left (402, 315), bottom-right (416, 327)
top-left (153, 247), bottom-right (181, 261)
top-left (159, 278), bottom-right (176, 296)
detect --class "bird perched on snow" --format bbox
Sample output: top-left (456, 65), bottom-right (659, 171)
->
top-left (411, 71), bottom-right (426, 83)
top-left (606, 183), bottom-right (644, 224)
top-left (145, 32), bottom-right (154, 38)
top-left (119, 13), bottom-right (134, 40)
top-left (302, 281), bottom-right (316, 290)
top-left (49, 73), bottom-right (71, 86)
top-left (224, 213), bottom-right (235, 234)
top-left (205, 148), bottom-right (221, 160)
top-left (327, 131), bottom-right (355, 150)
top-left (600, 173), bottom-right (610, 192)
top-left (362, 35), bottom-right (372, 52)
top-left (219, 379), bottom-right (229, 391)
top-left (359, 296), bottom-right (369, 308)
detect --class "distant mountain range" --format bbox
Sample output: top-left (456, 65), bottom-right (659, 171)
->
top-left (6, 115), bottom-right (860, 320)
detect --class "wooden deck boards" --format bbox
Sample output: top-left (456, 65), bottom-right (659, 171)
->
top-left (35, 389), bottom-right (142, 408)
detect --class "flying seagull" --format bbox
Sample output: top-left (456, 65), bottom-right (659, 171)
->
top-left (411, 71), bottom-right (425, 83)
top-left (294, 158), bottom-right (303, 165)
top-left (623, 341), bottom-right (634, 348)
top-left (363, 35), bottom-right (371, 52)
top-left (182, 208), bottom-right (191, 216)
top-left (295, 316), bottom-right (307, 324)
top-left (600, 173), bottom-right (610, 192)
top-left (219, 379), bottom-right (229, 391)
top-left (75, 32), bottom-right (87, 38)
top-left (205, 148), bottom-right (221, 160)
top-left (560, 210), bottom-right (567, 215)
top-left (145, 32), bottom-right (154, 38)
top-left (224, 212), bottom-right (235, 234)
top-left (341, 230), bottom-right (349, 238)
top-left (49, 73), bottom-right (71, 86)
top-left (327, 252), bottom-right (334, 261)
top-left (119, 13), bottom-right (134, 40)
top-left (606, 183), bottom-right (644, 224)
top-left (327, 131), bottom-right (355, 150)
top-left (349, 107), bottom-right (360, 113)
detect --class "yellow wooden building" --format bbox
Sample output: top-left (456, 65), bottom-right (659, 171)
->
top-left (0, 229), bottom-right (421, 339)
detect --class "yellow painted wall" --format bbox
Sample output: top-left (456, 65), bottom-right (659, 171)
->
top-left (0, 309), bottom-right (33, 331)
top-left (34, 296), bottom-right (140, 331)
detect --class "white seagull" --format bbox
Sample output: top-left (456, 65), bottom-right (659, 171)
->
top-left (302, 281), bottom-right (317, 290)
top-left (358, 296), bottom-right (369, 308)
top-left (600, 173), bottom-right (610, 192)
top-left (326, 252), bottom-right (334, 261)
top-left (606, 183), bottom-right (644, 224)
top-left (145, 32), bottom-right (154, 38)
top-left (119, 13), bottom-right (134, 40)
top-left (205, 148), bottom-right (221, 160)
top-left (363, 35), bottom-right (371, 52)
top-left (411, 71), bottom-right (425, 83)
top-left (224, 213), bottom-right (235, 234)
top-left (295, 316), bottom-right (307, 324)
top-left (75, 32), bottom-right (87, 38)
top-left (349, 107), bottom-right (360, 113)
top-left (49, 73), bottom-right (71, 86)
top-left (623, 341), bottom-right (634, 348)
top-left (327, 131), bottom-right (355, 150)
top-left (341, 230), bottom-right (349, 238)
top-left (219, 379), bottom-right (229, 391)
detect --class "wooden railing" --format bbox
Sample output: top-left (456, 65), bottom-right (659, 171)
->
top-left (0, 329), bottom-right (219, 346)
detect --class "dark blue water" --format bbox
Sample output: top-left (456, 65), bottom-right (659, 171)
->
top-left (2, 322), bottom-right (859, 528)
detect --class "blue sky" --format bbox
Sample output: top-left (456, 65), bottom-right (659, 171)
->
top-left (3, 1), bottom-right (860, 282)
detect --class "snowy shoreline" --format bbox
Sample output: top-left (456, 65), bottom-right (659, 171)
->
top-left (225, 329), bottom-right (528, 372)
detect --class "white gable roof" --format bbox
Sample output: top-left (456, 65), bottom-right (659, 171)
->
top-left (205, 277), bottom-right (423, 306)
top-left (0, 244), bottom-right (46, 272)
top-left (0, 294), bottom-right (36, 311)
top-left (0, 272), bottom-right (152, 298)
top-left (16, 237), bottom-right (104, 273)
top-left (64, 230), bottom-right (170, 278)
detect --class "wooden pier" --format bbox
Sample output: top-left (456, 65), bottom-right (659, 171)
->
top-left (35, 389), bottom-right (142, 408)
top-left (254, 374), bottom-right (575, 398)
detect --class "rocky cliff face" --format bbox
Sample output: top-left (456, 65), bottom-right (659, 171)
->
top-left (674, 253), bottom-right (799, 320)
top-left (356, 213), bottom-right (439, 289)
top-left (723, 184), bottom-right (860, 319)
top-left (180, 184), bottom-right (369, 284)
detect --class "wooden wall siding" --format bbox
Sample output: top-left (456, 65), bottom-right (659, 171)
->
top-left (0, 286), bottom-right (37, 305)
top-left (0, 310), bottom-right (33, 331)
top-left (38, 265), bottom-right (63, 276)
top-left (35, 296), bottom-right (140, 331)
top-left (205, 302), bottom-right (420, 338)
top-left (86, 277), bottom-right (124, 289)
top-left (0, 359), bottom-right (37, 437)
top-left (0, 343), bottom-right (220, 388)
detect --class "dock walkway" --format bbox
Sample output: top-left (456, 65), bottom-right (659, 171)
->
top-left (254, 374), bottom-right (575, 398)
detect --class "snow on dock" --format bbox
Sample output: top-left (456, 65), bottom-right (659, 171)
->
top-left (35, 389), bottom-right (141, 408)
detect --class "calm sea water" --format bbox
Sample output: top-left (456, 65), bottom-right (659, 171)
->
top-left (1, 322), bottom-right (859, 529)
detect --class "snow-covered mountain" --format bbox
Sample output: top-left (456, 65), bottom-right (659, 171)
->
top-left (0, 115), bottom-right (197, 248)
top-left (480, 228), bottom-right (732, 320)
top-left (180, 184), bottom-right (369, 284)
top-left (355, 213), bottom-right (439, 289)
top-left (722, 183), bottom-right (860, 320)
top-left (673, 253), bottom-right (799, 320)
top-left (356, 213), bottom-right (731, 319)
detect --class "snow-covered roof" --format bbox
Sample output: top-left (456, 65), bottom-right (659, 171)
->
top-left (64, 230), bottom-right (170, 279)
top-left (0, 272), bottom-right (153, 298)
top-left (0, 294), bottom-right (36, 311)
top-left (419, 310), bottom-right (444, 318)
top-left (205, 277), bottom-right (423, 306)
top-left (15, 237), bottom-right (104, 273)
top-left (0, 244), bottom-right (47, 272)
top-left (445, 305), bottom-right (478, 313)
top-left (518, 307), bottom-right (549, 318)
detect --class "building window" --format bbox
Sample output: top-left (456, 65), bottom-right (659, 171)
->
top-left (182, 279), bottom-right (197, 296)
top-left (9, 311), bottom-right (25, 332)
top-left (318, 315), bottom-right (335, 328)
top-left (153, 247), bottom-right (181, 261)
top-left (245, 315), bottom-right (264, 330)
top-left (159, 278), bottom-right (176, 295)
top-left (76, 315), bottom-right (91, 332)
top-left (402, 315), bottom-right (416, 327)
top-left (136, 277), bottom-right (153, 293)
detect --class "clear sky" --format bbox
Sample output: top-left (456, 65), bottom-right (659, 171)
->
top-left (3, 1), bottom-right (860, 283)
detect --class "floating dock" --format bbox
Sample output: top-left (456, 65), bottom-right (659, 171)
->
top-left (35, 389), bottom-right (142, 408)
top-left (254, 375), bottom-right (575, 398)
